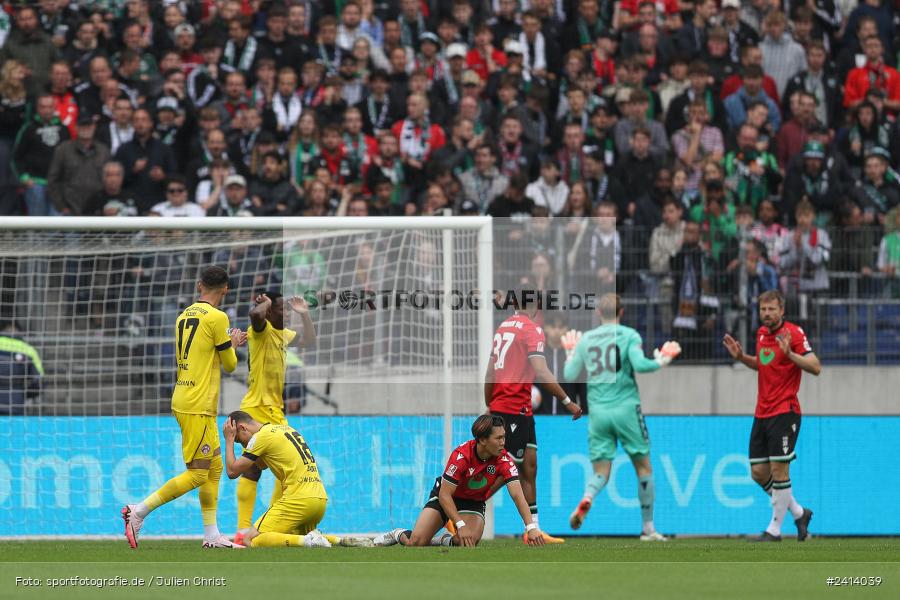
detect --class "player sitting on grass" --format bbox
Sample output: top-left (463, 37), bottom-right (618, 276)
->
top-left (234, 291), bottom-right (316, 546)
top-left (223, 411), bottom-right (372, 548)
top-left (373, 415), bottom-right (546, 548)
top-left (563, 293), bottom-right (680, 541)
top-left (122, 266), bottom-right (247, 549)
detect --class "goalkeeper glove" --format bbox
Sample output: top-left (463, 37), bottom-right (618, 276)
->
top-left (561, 329), bottom-right (583, 360)
top-left (653, 340), bottom-right (682, 367)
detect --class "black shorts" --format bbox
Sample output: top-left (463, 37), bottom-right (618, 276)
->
top-left (491, 411), bottom-right (536, 463)
top-left (749, 412), bottom-right (801, 465)
top-left (423, 477), bottom-right (486, 521)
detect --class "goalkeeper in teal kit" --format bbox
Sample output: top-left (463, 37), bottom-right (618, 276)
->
top-left (562, 294), bottom-right (681, 541)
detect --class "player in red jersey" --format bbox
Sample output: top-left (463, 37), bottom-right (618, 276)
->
top-left (723, 289), bottom-right (820, 542)
top-left (373, 415), bottom-right (545, 547)
top-left (486, 292), bottom-right (582, 543)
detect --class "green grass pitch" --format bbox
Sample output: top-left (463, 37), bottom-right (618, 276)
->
top-left (2, 538), bottom-right (899, 599)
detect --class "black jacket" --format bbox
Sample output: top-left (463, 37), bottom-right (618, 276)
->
top-left (782, 70), bottom-right (842, 129)
top-left (13, 117), bottom-right (70, 181)
top-left (114, 136), bottom-right (177, 213)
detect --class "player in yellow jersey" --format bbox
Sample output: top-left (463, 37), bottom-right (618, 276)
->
top-left (234, 291), bottom-right (316, 545)
top-left (122, 266), bottom-right (247, 549)
top-left (223, 411), bottom-right (372, 548)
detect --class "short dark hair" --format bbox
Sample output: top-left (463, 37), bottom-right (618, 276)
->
top-left (228, 410), bottom-right (255, 424)
top-left (471, 414), bottom-right (504, 440)
top-left (598, 293), bottom-right (622, 320)
top-left (743, 64), bottom-right (764, 79)
top-left (200, 265), bottom-right (229, 289)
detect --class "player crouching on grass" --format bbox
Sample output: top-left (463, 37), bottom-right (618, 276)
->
top-left (223, 411), bottom-right (372, 548)
top-left (562, 293), bottom-right (680, 541)
top-left (374, 415), bottom-right (546, 548)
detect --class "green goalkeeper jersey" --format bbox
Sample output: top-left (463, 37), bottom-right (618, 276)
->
top-left (563, 323), bottom-right (660, 408)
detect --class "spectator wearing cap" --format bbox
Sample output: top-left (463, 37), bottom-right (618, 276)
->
top-left (114, 108), bottom-right (177, 213)
top-left (208, 174), bottom-right (254, 216)
top-left (0, 6), bottom-right (59, 98)
top-left (95, 96), bottom-right (134, 155)
top-left (150, 174), bottom-right (206, 217)
top-left (783, 141), bottom-right (844, 223)
top-left (720, 0), bottom-right (759, 63)
top-left (93, 162), bottom-right (139, 217)
top-left (667, 60), bottom-right (728, 135)
top-left (154, 95), bottom-right (185, 149)
top-left (851, 147), bottom-right (900, 225)
top-left (46, 113), bottom-right (110, 216)
top-left (613, 88), bottom-right (669, 160)
top-left (13, 94), bottom-right (71, 216)
top-left (844, 35), bottom-right (900, 112)
top-left (460, 143), bottom-right (509, 213)
top-left (431, 44), bottom-right (467, 114)
top-left (782, 41), bottom-right (842, 129)
top-left (720, 45), bottom-right (780, 105)
top-left (672, 99), bottom-right (724, 191)
top-left (722, 123), bottom-right (781, 213)
top-left (775, 90), bottom-right (820, 170)
top-left (723, 64), bottom-right (781, 131)
top-left (415, 32), bottom-right (448, 87)
top-left (466, 24), bottom-right (507, 82)
top-left (173, 23), bottom-right (202, 75)
top-left (759, 11), bottom-right (807, 98)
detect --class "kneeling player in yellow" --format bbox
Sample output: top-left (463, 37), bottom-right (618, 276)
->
top-left (224, 412), bottom-right (373, 548)
top-left (234, 291), bottom-right (316, 545)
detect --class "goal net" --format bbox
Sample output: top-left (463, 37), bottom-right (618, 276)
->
top-left (0, 216), bottom-right (493, 538)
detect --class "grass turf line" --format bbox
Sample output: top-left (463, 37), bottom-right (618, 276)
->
top-left (1, 539), bottom-right (898, 600)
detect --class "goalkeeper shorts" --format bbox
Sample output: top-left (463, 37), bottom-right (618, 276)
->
top-left (173, 410), bottom-right (220, 465)
top-left (587, 404), bottom-right (650, 462)
top-left (254, 495), bottom-right (327, 535)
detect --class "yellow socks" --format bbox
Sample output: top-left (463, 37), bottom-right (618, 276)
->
top-left (251, 532), bottom-right (303, 547)
top-left (236, 477), bottom-right (258, 531)
top-left (140, 468), bottom-right (207, 516)
top-left (199, 457), bottom-right (223, 537)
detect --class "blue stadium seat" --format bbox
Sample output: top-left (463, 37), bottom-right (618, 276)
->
top-left (875, 304), bottom-right (900, 330)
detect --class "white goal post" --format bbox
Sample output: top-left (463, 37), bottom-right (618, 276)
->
top-left (0, 216), bottom-right (495, 539)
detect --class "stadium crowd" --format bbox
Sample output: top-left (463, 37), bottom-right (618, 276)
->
top-left (1, 0), bottom-right (900, 360)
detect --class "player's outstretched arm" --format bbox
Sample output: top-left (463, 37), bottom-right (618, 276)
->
top-left (507, 480), bottom-right (544, 546)
top-left (438, 480), bottom-right (477, 547)
top-left (288, 296), bottom-right (317, 348)
top-left (530, 355), bottom-right (582, 420)
top-left (249, 294), bottom-right (272, 333)
top-left (723, 334), bottom-right (758, 371)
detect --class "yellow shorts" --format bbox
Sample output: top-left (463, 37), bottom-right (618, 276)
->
top-left (173, 411), bottom-right (220, 464)
top-left (254, 495), bottom-right (327, 535)
top-left (240, 404), bottom-right (289, 426)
